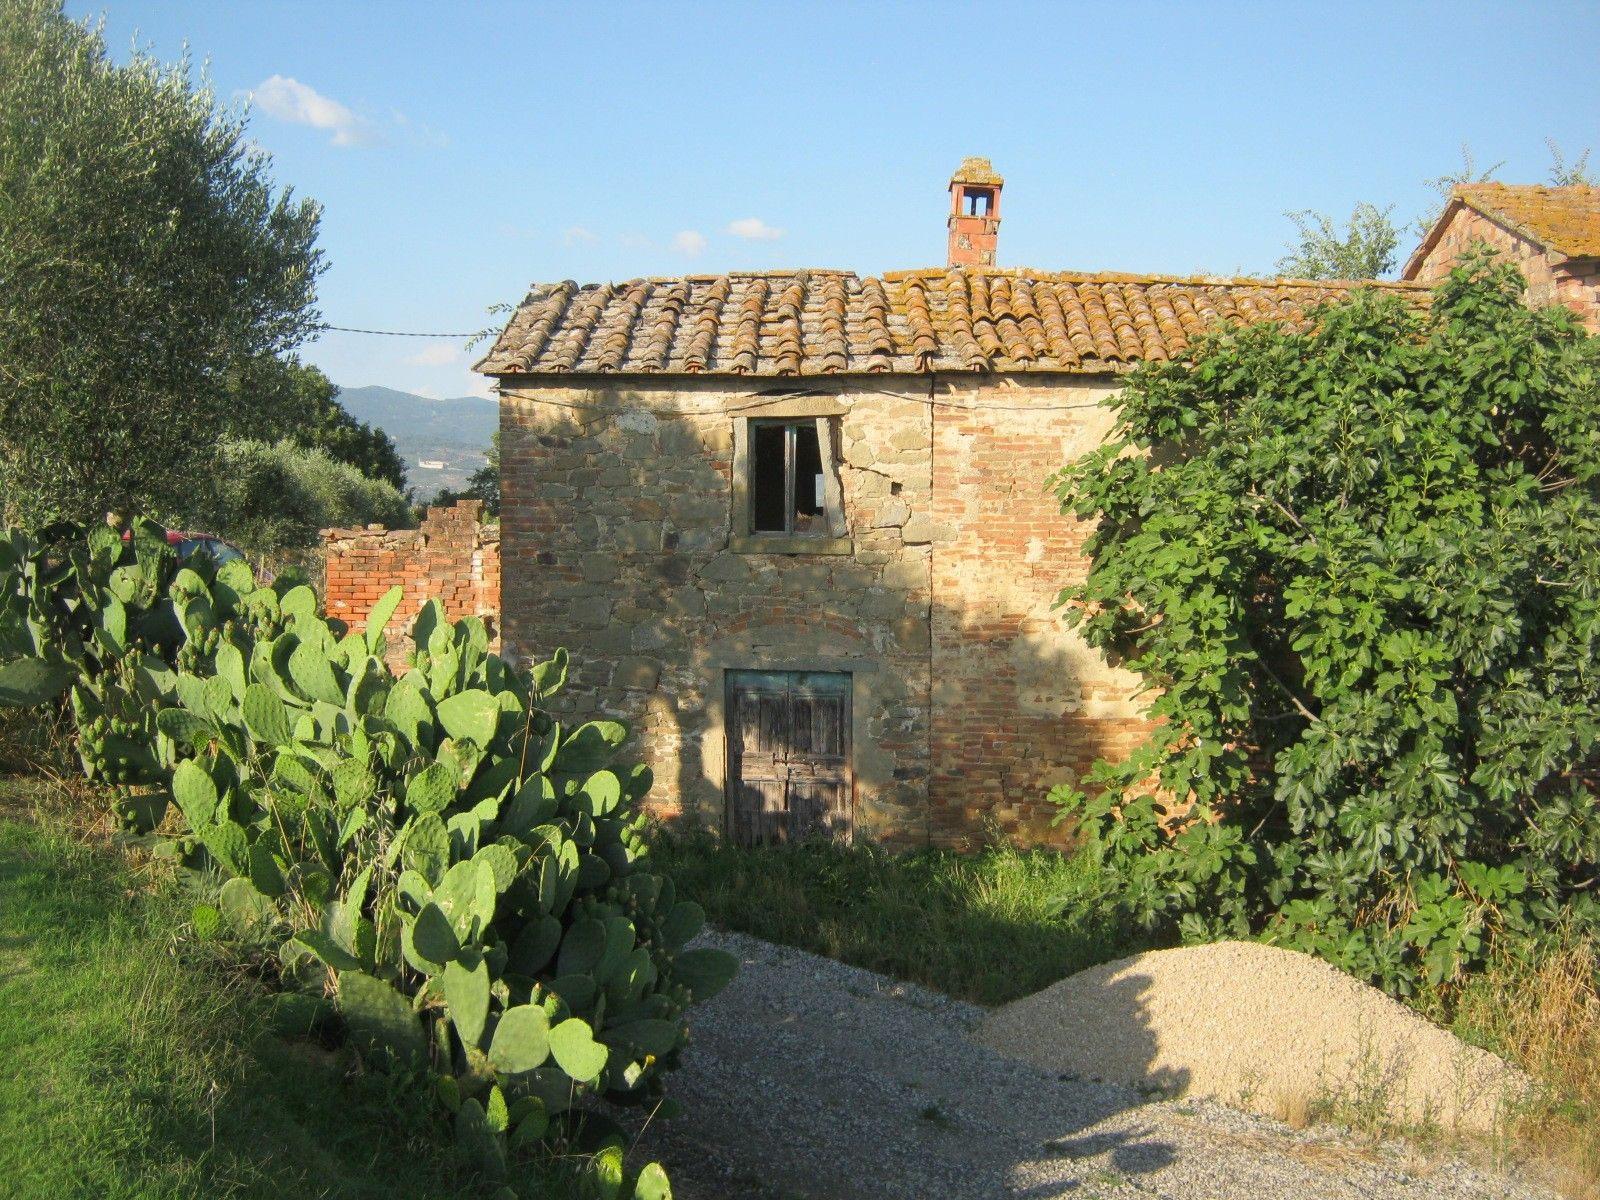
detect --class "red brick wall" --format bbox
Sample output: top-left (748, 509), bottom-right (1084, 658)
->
top-left (322, 500), bottom-right (501, 669)
top-left (1409, 205), bottom-right (1600, 331)
top-left (928, 381), bottom-right (1155, 848)
top-left (1554, 257), bottom-right (1600, 331)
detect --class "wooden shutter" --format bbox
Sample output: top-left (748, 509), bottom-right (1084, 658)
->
top-left (726, 670), bottom-right (852, 846)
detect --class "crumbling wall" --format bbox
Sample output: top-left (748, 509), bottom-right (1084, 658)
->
top-left (322, 500), bottom-right (500, 669)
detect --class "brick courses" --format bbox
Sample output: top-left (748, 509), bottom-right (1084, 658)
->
top-left (1403, 184), bottom-right (1600, 331)
top-left (322, 500), bottom-right (500, 670)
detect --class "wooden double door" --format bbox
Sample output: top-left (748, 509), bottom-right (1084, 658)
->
top-left (725, 670), bottom-right (852, 846)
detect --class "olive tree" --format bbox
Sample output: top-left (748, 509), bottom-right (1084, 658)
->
top-left (0, 0), bottom-right (323, 525)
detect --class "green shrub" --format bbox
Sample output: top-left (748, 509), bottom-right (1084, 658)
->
top-left (1049, 250), bottom-right (1600, 996)
top-left (208, 437), bottom-right (413, 552)
top-left (0, 517), bottom-right (728, 1194)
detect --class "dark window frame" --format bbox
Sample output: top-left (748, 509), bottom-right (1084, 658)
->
top-left (729, 407), bottom-right (849, 556)
top-left (749, 418), bottom-right (826, 536)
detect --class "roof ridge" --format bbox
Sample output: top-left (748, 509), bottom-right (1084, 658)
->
top-left (1444, 182), bottom-right (1600, 261)
top-left (881, 266), bottom-right (1423, 289)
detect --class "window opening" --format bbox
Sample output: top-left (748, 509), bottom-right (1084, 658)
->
top-left (751, 419), bottom-right (826, 535)
top-left (964, 189), bottom-right (993, 217)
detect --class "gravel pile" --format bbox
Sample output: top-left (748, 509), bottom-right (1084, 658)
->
top-left (629, 931), bottom-right (1556, 1200)
top-left (978, 940), bottom-right (1531, 1135)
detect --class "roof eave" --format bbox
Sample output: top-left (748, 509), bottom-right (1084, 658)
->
top-left (483, 363), bottom-right (1135, 384)
top-left (1400, 197), bottom-right (1468, 281)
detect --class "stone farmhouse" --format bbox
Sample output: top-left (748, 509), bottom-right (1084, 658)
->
top-left (476, 160), bottom-right (1433, 850)
top-left (1405, 182), bottom-right (1600, 330)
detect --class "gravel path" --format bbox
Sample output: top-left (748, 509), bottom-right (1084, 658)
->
top-left (631, 931), bottom-right (1557, 1200)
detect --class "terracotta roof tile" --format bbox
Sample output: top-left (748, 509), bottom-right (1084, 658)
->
top-left (1456, 183), bottom-right (1600, 259)
top-left (1403, 184), bottom-right (1600, 279)
top-left (951, 156), bottom-right (1004, 187)
top-left (478, 268), bottom-right (1422, 378)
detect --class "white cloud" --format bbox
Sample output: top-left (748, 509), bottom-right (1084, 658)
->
top-left (672, 230), bottom-right (708, 257)
top-left (250, 75), bottom-right (376, 147)
top-left (459, 369), bottom-right (497, 400)
top-left (405, 344), bottom-right (460, 367)
top-left (562, 226), bottom-right (600, 247)
top-left (727, 216), bottom-right (784, 240)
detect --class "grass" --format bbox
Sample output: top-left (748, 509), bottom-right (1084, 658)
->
top-left (649, 826), bottom-right (1148, 1006)
top-left (0, 785), bottom-right (571, 1200)
top-left (1450, 938), bottom-right (1600, 1199)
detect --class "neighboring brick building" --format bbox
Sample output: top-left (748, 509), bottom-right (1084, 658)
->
top-left (323, 500), bottom-right (500, 670)
top-left (477, 162), bottom-right (1420, 849)
top-left (1403, 182), bottom-right (1600, 330)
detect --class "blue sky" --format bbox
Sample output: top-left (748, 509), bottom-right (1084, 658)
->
top-left (68, 0), bottom-right (1600, 401)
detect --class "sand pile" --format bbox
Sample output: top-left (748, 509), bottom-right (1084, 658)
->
top-left (977, 941), bottom-right (1531, 1134)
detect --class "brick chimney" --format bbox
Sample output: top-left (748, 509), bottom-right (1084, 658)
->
top-left (947, 157), bottom-right (1003, 267)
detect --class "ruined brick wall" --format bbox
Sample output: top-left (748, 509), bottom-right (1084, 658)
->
top-left (498, 375), bottom-right (1153, 850)
top-left (322, 500), bottom-right (500, 669)
top-left (1409, 205), bottom-right (1600, 330)
top-left (929, 378), bottom-right (1150, 847)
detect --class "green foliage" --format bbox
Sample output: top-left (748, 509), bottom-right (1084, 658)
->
top-left (1277, 203), bottom-right (1400, 280)
top-left (207, 437), bottom-right (413, 552)
top-left (0, 0), bottom-right (323, 526)
top-left (652, 827), bottom-right (1144, 1006)
top-left (433, 431), bottom-right (501, 518)
top-left (1413, 143), bottom-right (1504, 239)
top-left (226, 355), bottom-right (409, 493)
top-left (0, 519), bottom-right (725, 1191)
top-left (1049, 250), bottom-right (1600, 996)
top-left (1546, 138), bottom-right (1594, 188)
top-left (0, 813), bottom-right (586, 1199)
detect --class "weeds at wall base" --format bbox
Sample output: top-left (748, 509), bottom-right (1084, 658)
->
top-left (1451, 939), bottom-right (1600, 1200)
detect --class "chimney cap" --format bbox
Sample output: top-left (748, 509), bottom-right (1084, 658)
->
top-left (950, 157), bottom-right (1004, 187)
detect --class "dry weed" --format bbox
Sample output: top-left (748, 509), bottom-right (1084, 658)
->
top-left (1454, 938), bottom-right (1600, 1199)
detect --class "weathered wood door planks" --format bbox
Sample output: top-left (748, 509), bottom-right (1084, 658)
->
top-left (726, 670), bottom-right (852, 846)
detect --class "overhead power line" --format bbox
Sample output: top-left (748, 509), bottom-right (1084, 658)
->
top-left (318, 324), bottom-right (481, 338)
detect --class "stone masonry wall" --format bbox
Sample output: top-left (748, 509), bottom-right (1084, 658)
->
top-left (499, 378), bottom-right (935, 846)
top-left (322, 500), bottom-right (501, 670)
top-left (498, 375), bottom-right (1153, 849)
top-left (1410, 205), bottom-right (1600, 331)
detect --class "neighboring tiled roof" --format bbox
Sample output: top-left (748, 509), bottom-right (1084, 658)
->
top-left (478, 268), bottom-right (1420, 378)
top-left (1404, 183), bottom-right (1600, 278)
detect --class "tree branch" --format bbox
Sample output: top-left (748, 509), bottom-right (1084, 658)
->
top-left (1247, 489), bottom-right (1317, 545)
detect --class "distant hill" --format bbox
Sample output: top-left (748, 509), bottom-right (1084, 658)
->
top-left (335, 385), bottom-right (498, 497)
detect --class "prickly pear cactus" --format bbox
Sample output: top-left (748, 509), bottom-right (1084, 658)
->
top-left (1, 517), bottom-right (722, 1191)
top-left (159, 592), bottom-right (736, 1125)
